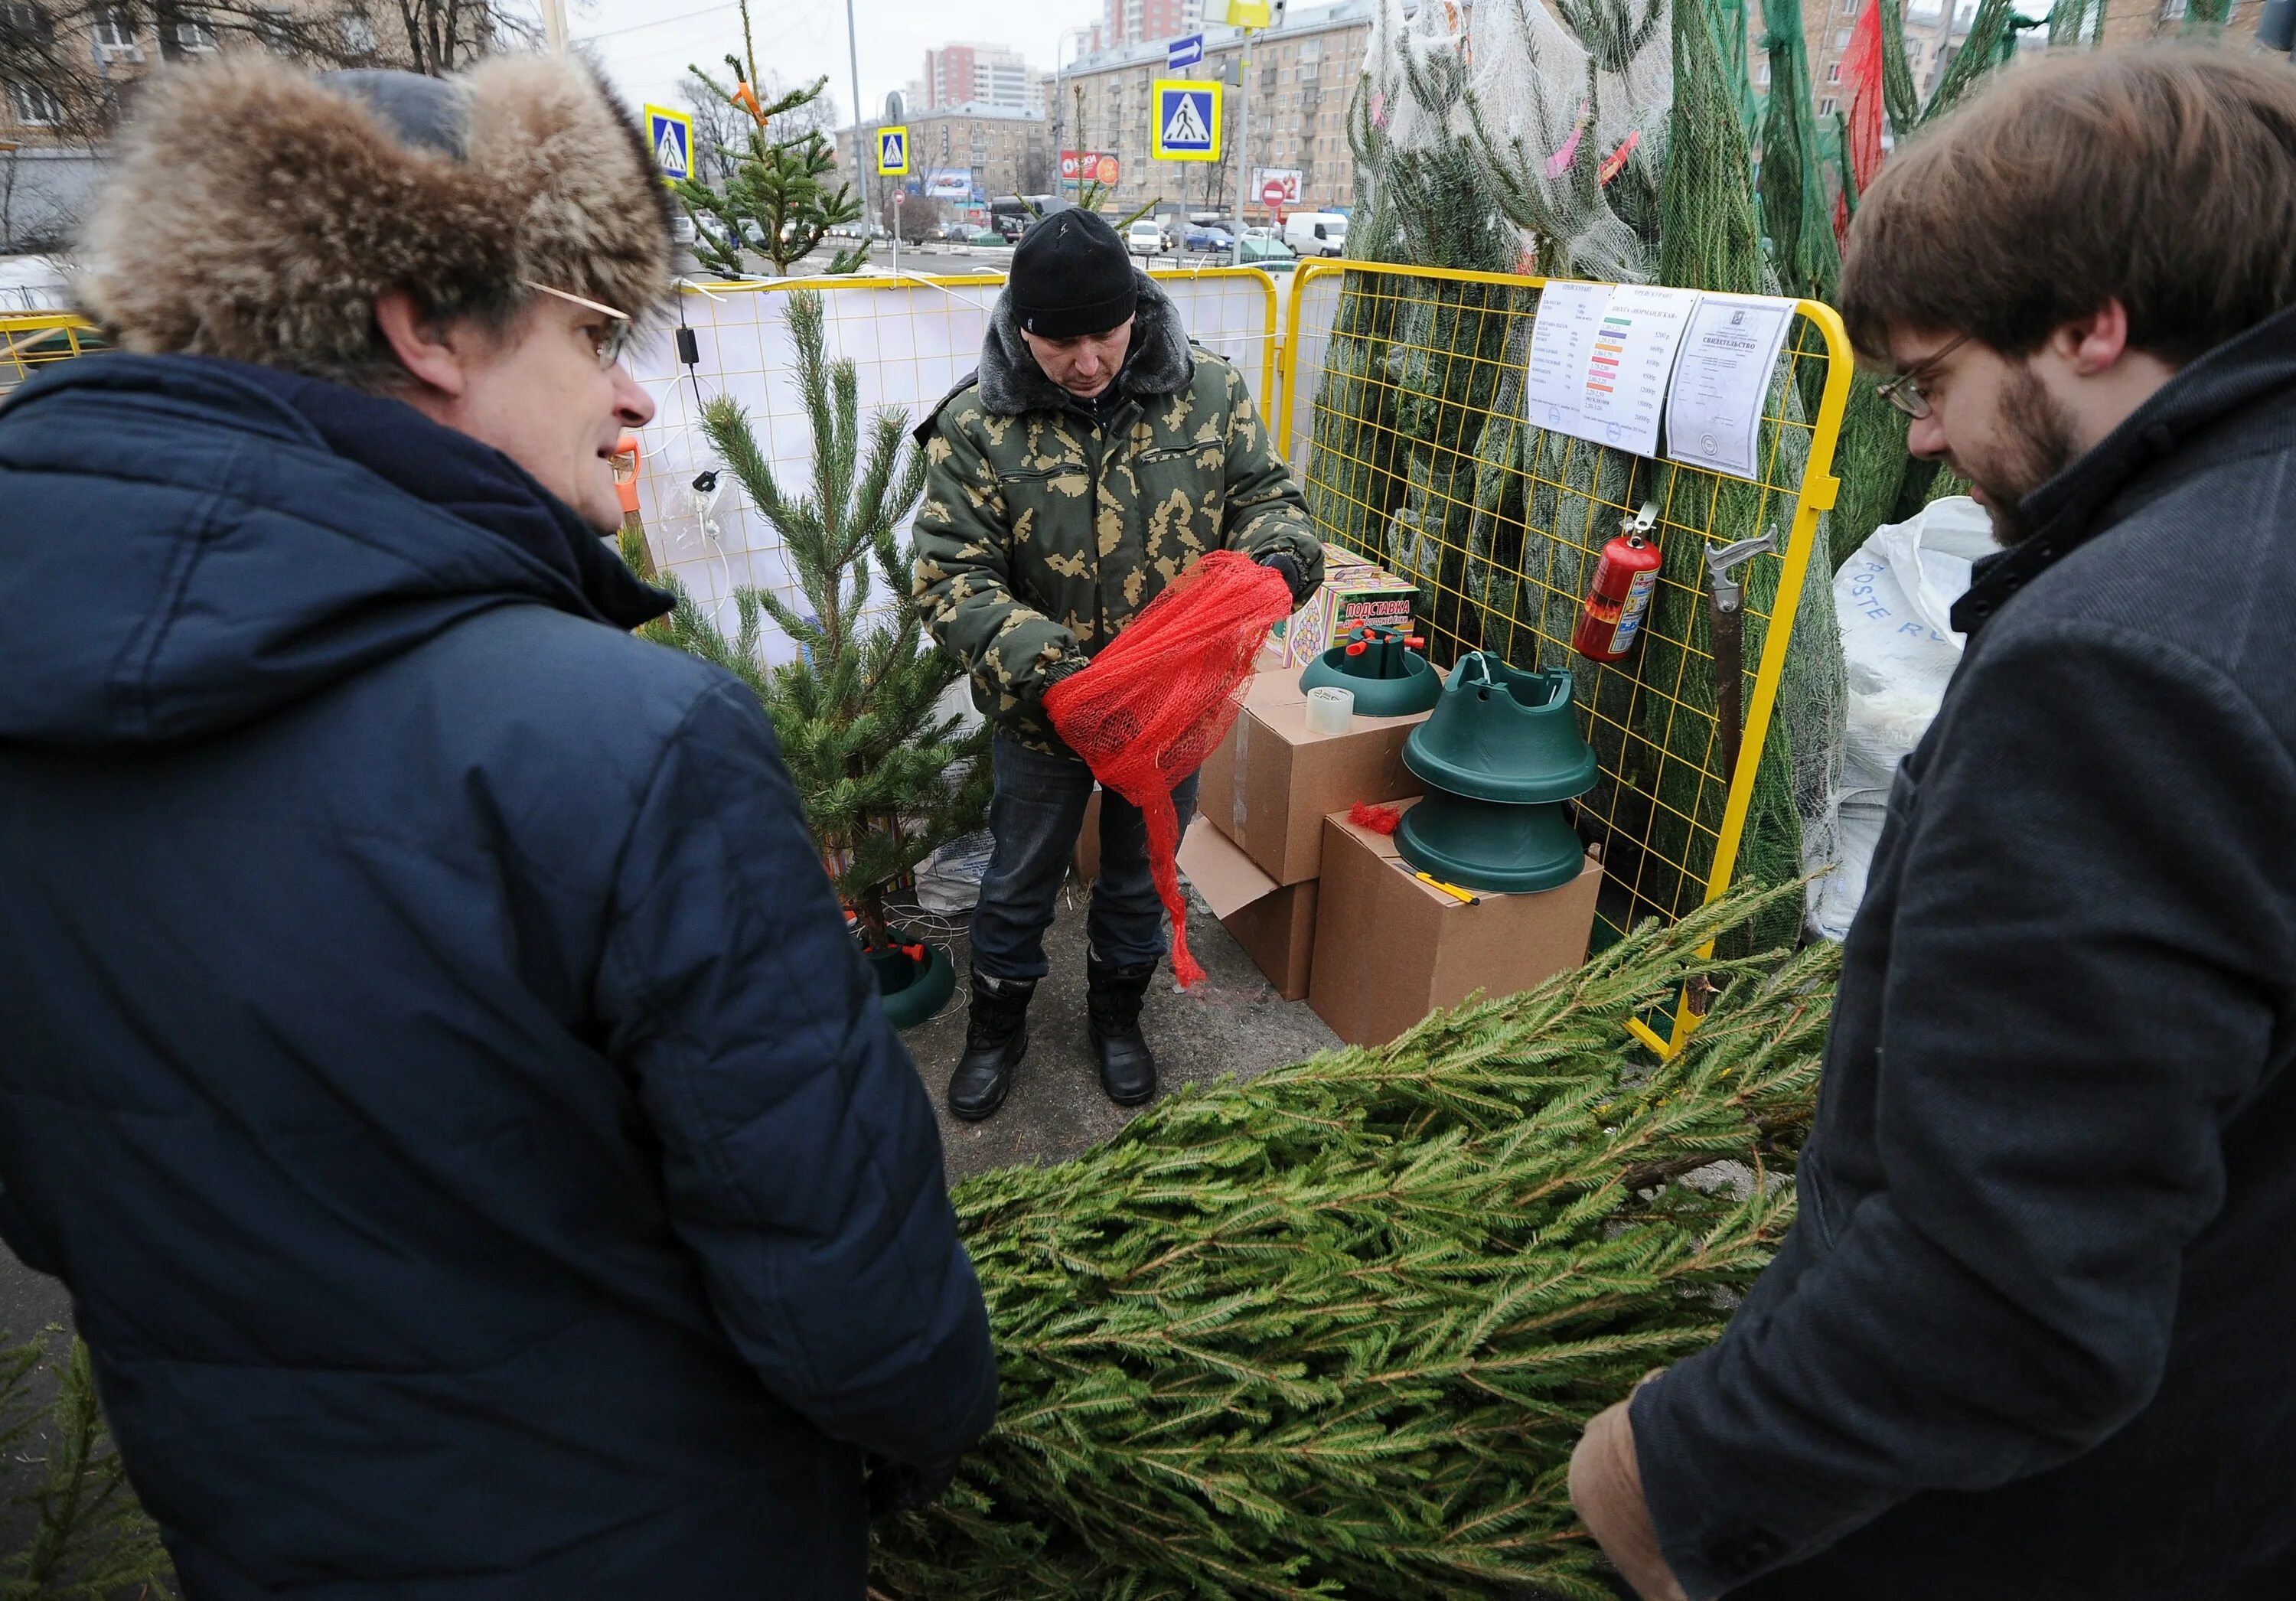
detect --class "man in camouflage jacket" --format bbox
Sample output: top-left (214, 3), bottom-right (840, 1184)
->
top-left (913, 208), bottom-right (1321, 1121)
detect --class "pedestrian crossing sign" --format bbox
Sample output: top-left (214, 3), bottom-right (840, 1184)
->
top-left (644, 105), bottom-right (693, 184)
top-left (1150, 80), bottom-right (1221, 162)
top-left (877, 126), bottom-right (909, 175)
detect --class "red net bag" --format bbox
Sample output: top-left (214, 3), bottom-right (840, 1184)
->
top-left (1042, 549), bottom-right (1294, 986)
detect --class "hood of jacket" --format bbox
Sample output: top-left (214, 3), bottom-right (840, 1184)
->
top-left (0, 352), bottom-right (664, 749)
top-left (977, 269), bottom-right (1195, 416)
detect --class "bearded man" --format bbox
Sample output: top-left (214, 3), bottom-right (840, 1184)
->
top-left (1568, 45), bottom-right (2296, 1601)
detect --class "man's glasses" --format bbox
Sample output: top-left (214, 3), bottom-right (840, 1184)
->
top-left (1875, 331), bottom-right (1970, 419)
top-left (523, 279), bottom-right (634, 370)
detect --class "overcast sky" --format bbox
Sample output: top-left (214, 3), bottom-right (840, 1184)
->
top-left (563, 0), bottom-right (1107, 131)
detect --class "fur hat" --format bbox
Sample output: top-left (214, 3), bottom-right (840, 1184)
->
top-left (78, 55), bottom-right (673, 391)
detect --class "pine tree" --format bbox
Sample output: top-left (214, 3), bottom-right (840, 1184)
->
top-left (672, 0), bottom-right (867, 279)
top-left (2, 1334), bottom-right (177, 1598)
top-left (869, 885), bottom-right (1836, 1599)
top-left (641, 291), bottom-right (991, 951)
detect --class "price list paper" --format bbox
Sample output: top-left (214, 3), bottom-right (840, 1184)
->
top-left (1521, 279), bottom-right (1613, 441)
top-left (1663, 292), bottom-right (1798, 481)
top-left (1575, 283), bottom-right (1701, 458)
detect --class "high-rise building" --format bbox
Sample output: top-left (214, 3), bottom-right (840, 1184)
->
top-left (837, 103), bottom-right (1052, 208)
top-left (1058, 0), bottom-right (1365, 220)
top-left (921, 41), bottom-right (1034, 111)
top-left (1101, 0), bottom-right (1205, 49)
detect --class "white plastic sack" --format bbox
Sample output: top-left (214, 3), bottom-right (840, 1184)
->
top-left (915, 830), bottom-right (996, 916)
top-left (1809, 496), bottom-right (1996, 941)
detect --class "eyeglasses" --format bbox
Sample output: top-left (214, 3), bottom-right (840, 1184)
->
top-left (523, 279), bottom-right (634, 370)
top-left (1875, 332), bottom-right (1970, 419)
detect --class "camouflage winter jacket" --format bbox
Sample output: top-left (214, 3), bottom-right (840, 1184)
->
top-left (912, 272), bottom-right (1322, 753)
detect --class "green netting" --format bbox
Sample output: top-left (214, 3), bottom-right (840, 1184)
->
top-left (1757, 0), bottom-right (1841, 305)
top-left (1877, 0), bottom-right (1922, 139)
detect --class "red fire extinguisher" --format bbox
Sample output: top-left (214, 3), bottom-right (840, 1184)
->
top-left (1573, 529), bottom-right (1663, 661)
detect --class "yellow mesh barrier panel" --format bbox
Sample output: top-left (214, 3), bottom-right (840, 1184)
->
top-left (0, 315), bottom-right (103, 394)
top-left (1280, 261), bottom-right (1851, 1051)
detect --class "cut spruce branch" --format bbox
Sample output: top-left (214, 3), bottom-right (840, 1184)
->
top-left (872, 887), bottom-right (1838, 1600)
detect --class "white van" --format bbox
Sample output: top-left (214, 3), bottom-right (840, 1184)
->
top-left (1125, 220), bottom-right (1169, 257)
top-left (1283, 212), bottom-right (1348, 257)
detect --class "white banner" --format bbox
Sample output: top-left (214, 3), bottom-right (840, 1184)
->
top-left (625, 272), bottom-right (1279, 663)
top-left (1251, 167), bottom-right (1303, 205)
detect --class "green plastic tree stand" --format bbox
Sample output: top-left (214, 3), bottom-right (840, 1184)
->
top-left (1397, 653), bottom-right (1599, 893)
top-left (1397, 789), bottom-right (1593, 894)
top-left (869, 941), bottom-right (957, 1030)
top-left (1299, 626), bottom-right (1443, 717)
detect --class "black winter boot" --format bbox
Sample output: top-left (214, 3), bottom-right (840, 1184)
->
top-left (1086, 952), bottom-right (1159, 1107)
top-left (947, 973), bottom-right (1035, 1120)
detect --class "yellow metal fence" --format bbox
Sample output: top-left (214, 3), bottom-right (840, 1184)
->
top-left (5, 265), bottom-right (1850, 1035)
top-left (0, 314), bottom-right (103, 390)
top-left (1280, 262), bottom-right (1849, 1050)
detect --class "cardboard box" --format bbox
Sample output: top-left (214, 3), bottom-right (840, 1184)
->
top-left (1308, 800), bottom-right (1602, 1047)
top-left (1072, 788), bottom-right (1101, 883)
top-left (1198, 665), bottom-right (1431, 886)
top-left (1176, 817), bottom-right (1319, 999)
top-left (1276, 549), bottom-right (1420, 668)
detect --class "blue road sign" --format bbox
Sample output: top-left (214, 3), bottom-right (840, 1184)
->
top-left (1150, 80), bottom-right (1221, 161)
top-left (643, 104), bottom-right (693, 183)
top-left (1166, 31), bottom-right (1204, 70)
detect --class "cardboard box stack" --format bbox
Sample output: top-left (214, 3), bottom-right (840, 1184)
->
top-left (1306, 797), bottom-right (1602, 1047)
top-left (1178, 659), bottom-right (1437, 999)
top-left (1065, 553), bottom-right (1603, 1042)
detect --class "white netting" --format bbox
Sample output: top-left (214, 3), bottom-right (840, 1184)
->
top-left (1460, 0), bottom-right (1673, 282)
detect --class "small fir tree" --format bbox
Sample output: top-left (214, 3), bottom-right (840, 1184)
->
top-left (673, 0), bottom-right (867, 279)
top-left (640, 291), bottom-right (990, 950)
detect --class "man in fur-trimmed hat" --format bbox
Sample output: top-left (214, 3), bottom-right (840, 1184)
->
top-left (912, 208), bottom-right (1322, 1122)
top-left (0, 57), bottom-right (994, 1596)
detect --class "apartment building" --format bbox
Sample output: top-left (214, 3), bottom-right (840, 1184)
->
top-left (837, 101), bottom-right (1050, 209)
top-left (1059, 0), bottom-right (1367, 221)
top-left (921, 41), bottom-right (1033, 111)
top-left (3, 0), bottom-right (432, 146)
top-left (3, 0), bottom-right (427, 246)
top-left (2100, 0), bottom-right (2274, 48)
top-left (1089, 0), bottom-right (1206, 54)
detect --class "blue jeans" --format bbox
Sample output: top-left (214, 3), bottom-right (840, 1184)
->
top-left (968, 735), bottom-right (1200, 981)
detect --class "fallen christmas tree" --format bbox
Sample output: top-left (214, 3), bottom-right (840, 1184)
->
top-left (871, 887), bottom-right (1837, 1599)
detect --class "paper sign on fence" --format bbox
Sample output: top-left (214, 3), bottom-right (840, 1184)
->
top-left (1664, 292), bottom-right (1797, 481)
top-left (1576, 283), bottom-right (1701, 458)
top-left (1521, 279), bottom-right (1611, 442)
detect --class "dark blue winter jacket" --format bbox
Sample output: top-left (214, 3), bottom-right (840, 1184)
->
top-left (0, 354), bottom-right (996, 1598)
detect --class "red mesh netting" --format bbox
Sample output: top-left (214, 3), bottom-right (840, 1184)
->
top-left (1043, 550), bottom-right (1294, 986)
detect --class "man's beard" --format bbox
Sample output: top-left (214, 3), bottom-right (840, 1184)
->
top-left (1962, 362), bottom-right (2084, 546)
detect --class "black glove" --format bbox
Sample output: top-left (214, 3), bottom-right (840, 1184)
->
top-left (866, 1453), bottom-right (956, 1517)
top-left (1034, 654), bottom-right (1089, 703)
top-left (1259, 551), bottom-right (1311, 607)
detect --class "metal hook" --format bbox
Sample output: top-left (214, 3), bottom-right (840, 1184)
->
top-left (1704, 527), bottom-right (1779, 615)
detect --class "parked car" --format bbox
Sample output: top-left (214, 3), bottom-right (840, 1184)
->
top-left (1126, 220), bottom-right (1170, 257)
top-left (1186, 224), bottom-right (1234, 252)
top-left (1282, 211), bottom-right (1349, 258)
